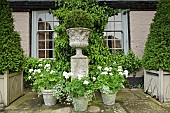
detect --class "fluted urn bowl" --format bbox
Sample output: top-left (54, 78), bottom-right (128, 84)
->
top-left (67, 27), bottom-right (91, 48)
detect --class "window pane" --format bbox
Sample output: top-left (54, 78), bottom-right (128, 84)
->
top-left (38, 31), bottom-right (45, 40)
top-left (38, 22), bottom-right (45, 30)
top-left (46, 13), bottom-right (53, 21)
top-left (46, 41), bottom-right (53, 49)
top-left (38, 13), bottom-right (45, 21)
top-left (115, 22), bottom-right (122, 30)
top-left (46, 50), bottom-right (53, 58)
top-left (46, 31), bottom-right (53, 40)
top-left (115, 13), bottom-right (122, 21)
top-left (46, 22), bottom-right (52, 30)
top-left (39, 50), bottom-right (45, 58)
top-left (39, 41), bottom-right (45, 49)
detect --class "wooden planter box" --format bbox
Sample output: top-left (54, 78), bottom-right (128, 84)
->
top-left (144, 69), bottom-right (170, 102)
top-left (0, 71), bottom-right (23, 106)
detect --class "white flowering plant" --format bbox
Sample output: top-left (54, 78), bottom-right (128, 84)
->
top-left (63, 72), bottom-right (94, 100)
top-left (94, 64), bottom-right (128, 94)
top-left (28, 59), bottom-right (65, 95)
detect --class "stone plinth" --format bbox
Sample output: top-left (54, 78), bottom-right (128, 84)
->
top-left (71, 56), bottom-right (88, 78)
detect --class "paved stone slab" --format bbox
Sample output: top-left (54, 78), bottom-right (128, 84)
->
top-left (122, 101), bottom-right (169, 113)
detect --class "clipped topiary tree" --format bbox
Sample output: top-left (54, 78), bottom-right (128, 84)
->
top-left (142, 0), bottom-right (170, 71)
top-left (0, 0), bottom-right (25, 106)
top-left (142, 0), bottom-right (170, 102)
top-left (0, 0), bottom-right (25, 74)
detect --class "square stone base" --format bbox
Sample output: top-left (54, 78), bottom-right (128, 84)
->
top-left (71, 56), bottom-right (88, 77)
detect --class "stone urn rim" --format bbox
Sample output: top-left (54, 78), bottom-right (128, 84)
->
top-left (66, 27), bottom-right (92, 32)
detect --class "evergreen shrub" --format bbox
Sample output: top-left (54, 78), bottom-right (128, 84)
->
top-left (0, 0), bottom-right (25, 74)
top-left (142, 0), bottom-right (170, 71)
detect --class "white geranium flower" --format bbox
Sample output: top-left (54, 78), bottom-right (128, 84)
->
top-left (37, 69), bottom-right (41, 73)
top-left (124, 70), bottom-right (129, 78)
top-left (92, 77), bottom-right (96, 81)
top-left (39, 59), bottom-right (43, 62)
top-left (77, 74), bottom-right (83, 80)
top-left (63, 71), bottom-right (69, 79)
top-left (38, 64), bottom-right (42, 67)
top-left (109, 73), bottom-right (113, 76)
top-left (29, 69), bottom-right (33, 73)
top-left (101, 72), bottom-right (108, 75)
top-left (104, 67), bottom-right (109, 71)
top-left (118, 66), bottom-right (123, 72)
top-left (68, 72), bottom-right (73, 77)
top-left (50, 70), bottom-right (55, 74)
top-left (28, 76), bottom-right (31, 80)
top-left (119, 72), bottom-right (123, 75)
top-left (44, 64), bottom-right (50, 69)
top-left (83, 80), bottom-right (89, 85)
top-left (97, 66), bottom-right (102, 70)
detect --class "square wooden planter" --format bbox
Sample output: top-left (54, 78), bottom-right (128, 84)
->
top-left (0, 71), bottom-right (23, 106)
top-left (144, 69), bottom-right (170, 102)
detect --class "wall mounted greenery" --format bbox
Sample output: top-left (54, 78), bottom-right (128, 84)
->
top-left (142, 0), bottom-right (170, 71)
top-left (52, 0), bottom-right (137, 77)
top-left (0, 0), bottom-right (25, 74)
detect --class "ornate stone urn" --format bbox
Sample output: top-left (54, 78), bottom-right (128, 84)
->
top-left (67, 27), bottom-right (91, 78)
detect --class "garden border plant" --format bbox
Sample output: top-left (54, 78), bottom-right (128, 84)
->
top-left (142, 0), bottom-right (170, 102)
top-left (0, 0), bottom-right (25, 106)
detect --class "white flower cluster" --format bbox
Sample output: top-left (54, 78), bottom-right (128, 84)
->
top-left (97, 65), bottom-right (129, 78)
top-left (28, 68), bottom-right (41, 80)
top-left (63, 71), bottom-right (90, 85)
top-left (44, 64), bottom-right (50, 71)
top-left (63, 71), bottom-right (73, 79)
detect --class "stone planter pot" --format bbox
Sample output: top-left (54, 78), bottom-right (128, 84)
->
top-left (67, 27), bottom-right (91, 78)
top-left (42, 90), bottom-right (57, 106)
top-left (144, 69), bottom-right (170, 102)
top-left (73, 97), bottom-right (88, 111)
top-left (101, 91), bottom-right (116, 105)
top-left (0, 71), bottom-right (23, 106)
top-left (67, 27), bottom-right (91, 49)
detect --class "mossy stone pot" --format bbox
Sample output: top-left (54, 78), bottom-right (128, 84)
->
top-left (42, 90), bottom-right (57, 106)
top-left (73, 97), bottom-right (88, 111)
top-left (101, 91), bottom-right (116, 105)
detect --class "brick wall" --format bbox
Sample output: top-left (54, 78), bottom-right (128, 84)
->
top-left (12, 12), bottom-right (30, 57)
top-left (130, 11), bottom-right (155, 59)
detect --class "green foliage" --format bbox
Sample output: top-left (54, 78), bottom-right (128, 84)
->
top-left (64, 9), bottom-right (94, 29)
top-left (142, 0), bottom-right (170, 71)
top-left (63, 73), bottom-right (94, 100)
top-left (111, 51), bottom-right (142, 76)
top-left (25, 58), bottom-right (64, 95)
top-left (53, 0), bottom-right (119, 76)
top-left (94, 65), bottom-right (126, 94)
top-left (0, 0), bottom-right (25, 74)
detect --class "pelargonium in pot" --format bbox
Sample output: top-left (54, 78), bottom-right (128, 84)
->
top-left (94, 63), bottom-right (128, 105)
top-left (28, 59), bottom-right (65, 106)
top-left (62, 71), bottom-right (94, 111)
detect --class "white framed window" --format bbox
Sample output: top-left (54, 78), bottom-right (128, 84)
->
top-left (32, 11), bottom-right (59, 58)
top-left (104, 13), bottom-right (129, 54)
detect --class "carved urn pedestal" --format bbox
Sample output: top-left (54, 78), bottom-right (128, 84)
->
top-left (67, 27), bottom-right (91, 77)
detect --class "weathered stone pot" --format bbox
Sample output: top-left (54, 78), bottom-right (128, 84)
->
top-left (144, 69), bottom-right (170, 102)
top-left (0, 71), bottom-right (23, 106)
top-left (73, 97), bottom-right (88, 111)
top-left (67, 27), bottom-right (91, 78)
top-left (42, 89), bottom-right (57, 106)
top-left (67, 27), bottom-right (91, 49)
top-left (101, 91), bottom-right (116, 105)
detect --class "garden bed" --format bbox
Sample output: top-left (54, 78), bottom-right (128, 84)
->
top-left (144, 69), bottom-right (170, 102)
top-left (0, 71), bottom-right (23, 106)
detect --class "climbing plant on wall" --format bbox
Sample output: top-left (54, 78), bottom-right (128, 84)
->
top-left (142, 0), bottom-right (170, 71)
top-left (53, 0), bottom-right (130, 76)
